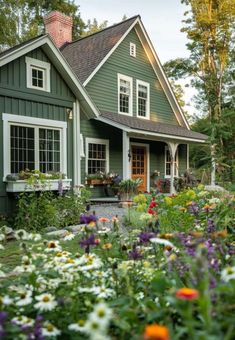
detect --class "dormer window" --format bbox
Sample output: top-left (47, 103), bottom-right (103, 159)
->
top-left (130, 42), bottom-right (136, 57)
top-left (26, 57), bottom-right (51, 92)
top-left (118, 74), bottom-right (133, 115)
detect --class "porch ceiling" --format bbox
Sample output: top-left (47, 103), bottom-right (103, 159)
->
top-left (97, 112), bottom-right (208, 144)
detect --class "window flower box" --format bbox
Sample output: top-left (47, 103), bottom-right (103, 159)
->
top-left (5, 179), bottom-right (72, 193)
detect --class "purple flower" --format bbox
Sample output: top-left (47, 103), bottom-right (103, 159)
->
top-left (80, 234), bottom-right (98, 248)
top-left (80, 213), bottom-right (97, 224)
top-left (188, 202), bottom-right (199, 215)
top-left (138, 232), bottom-right (155, 244)
top-left (207, 219), bottom-right (215, 233)
top-left (0, 312), bottom-right (7, 323)
top-left (128, 249), bottom-right (143, 260)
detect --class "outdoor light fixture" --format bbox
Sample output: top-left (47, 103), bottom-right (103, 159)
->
top-left (128, 149), bottom-right (131, 162)
top-left (66, 108), bottom-right (73, 120)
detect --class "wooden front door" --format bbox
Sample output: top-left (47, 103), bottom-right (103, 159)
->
top-left (131, 145), bottom-right (147, 192)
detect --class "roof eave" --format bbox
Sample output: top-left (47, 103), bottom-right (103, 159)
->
top-left (96, 116), bottom-right (208, 144)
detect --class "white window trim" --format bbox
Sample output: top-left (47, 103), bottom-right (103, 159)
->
top-left (85, 137), bottom-right (109, 174)
top-left (25, 56), bottom-right (51, 92)
top-left (164, 146), bottom-right (179, 178)
top-left (130, 42), bottom-right (136, 57)
top-left (136, 79), bottom-right (150, 119)
top-left (2, 113), bottom-right (67, 180)
top-left (118, 73), bottom-right (133, 116)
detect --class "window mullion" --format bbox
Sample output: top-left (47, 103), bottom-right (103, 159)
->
top-left (35, 127), bottom-right (39, 170)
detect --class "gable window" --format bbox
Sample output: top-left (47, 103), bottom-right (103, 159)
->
top-left (3, 114), bottom-right (67, 178)
top-left (86, 138), bottom-right (109, 174)
top-left (137, 80), bottom-right (150, 119)
top-left (25, 57), bottom-right (51, 92)
top-left (118, 74), bottom-right (133, 115)
top-left (165, 146), bottom-right (178, 177)
top-left (130, 42), bottom-right (136, 57)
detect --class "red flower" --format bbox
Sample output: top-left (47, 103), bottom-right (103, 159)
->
top-left (149, 202), bottom-right (157, 209)
top-left (176, 288), bottom-right (199, 300)
top-left (148, 209), bottom-right (155, 215)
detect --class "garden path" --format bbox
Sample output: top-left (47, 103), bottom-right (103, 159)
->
top-left (89, 203), bottom-right (126, 226)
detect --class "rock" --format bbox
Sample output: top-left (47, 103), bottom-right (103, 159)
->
top-left (67, 225), bottom-right (84, 233)
top-left (44, 226), bottom-right (57, 233)
top-left (46, 230), bottom-right (68, 238)
top-left (205, 185), bottom-right (228, 193)
top-left (3, 226), bottom-right (14, 235)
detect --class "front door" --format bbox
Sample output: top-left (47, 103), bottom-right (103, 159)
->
top-left (131, 145), bottom-right (147, 192)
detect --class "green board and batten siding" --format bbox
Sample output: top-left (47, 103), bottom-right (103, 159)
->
top-left (86, 28), bottom-right (178, 125)
top-left (0, 47), bottom-right (75, 213)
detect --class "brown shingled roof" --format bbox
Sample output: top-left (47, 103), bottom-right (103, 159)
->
top-left (60, 16), bottom-right (139, 83)
top-left (100, 111), bottom-right (208, 141)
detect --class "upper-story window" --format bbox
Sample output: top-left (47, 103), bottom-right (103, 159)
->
top-left (130, 43), bottom-right (136, 57)
top-left (137, 80), bottom-right (150, 119)
top-left (25, 57), bottom-right (51, 92)
top-left (118, 74), bottom-right (133, 115)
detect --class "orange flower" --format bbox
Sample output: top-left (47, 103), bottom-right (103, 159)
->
top-left (203, 204), bottom-right (210, 210)
top-left (99, 217), bottom-right (110, 223)
top-left (212, 230), bottom-right (227, 238)
top-left (144, 324), bottom-right (170, 340)
top-left (176, 287), bottom-right (199, 300)
top-left (94, 238), bottom-right (101, 245)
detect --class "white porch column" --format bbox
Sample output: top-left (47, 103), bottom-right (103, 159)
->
top-left (167, 142), bottom-right (179, 194)
top-left (122, 131), bottom-right (130, 180)
top-left (73, 100), bottom-right (81, 190)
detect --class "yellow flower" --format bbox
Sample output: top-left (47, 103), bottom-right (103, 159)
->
top-left (164, 197), bottom-right (172, 205)
top-left (186, 189), bottom-right (196, 199)
top-left (102, 243), bottom-right (112, 250)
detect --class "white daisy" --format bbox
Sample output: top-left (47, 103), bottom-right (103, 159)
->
top-left (12, 315), bottom-right (34, 327)
top-left (45, 240), bottom-right (61, 252)
top-left (68, 320), bottom-right (86, 332)
top-left (0, 295), bottom-right (13, 305)
top-left (15, 229), bottom-right (30, 240)
top-left (150, 237), bottom-right (175, 248)
top-left (63, 232), bottom-right (75, 241)
top-left (92, 286), bottom-right (115, 299)
top-left (42, 322), bottom-right (61, 337)
top-left (34, 293), bottom-right (57, 311)
top-left (90, 302), bottom-right (112, 327)
top-left (221, 266), bottom-right (235, 282)
top-left (15, 290), bottom-right (33, 306)
top-left (0, 233), bottom-right (5, 241)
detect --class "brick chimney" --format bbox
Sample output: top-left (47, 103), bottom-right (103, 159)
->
top-left (44, 11), bottom-right (73, 48)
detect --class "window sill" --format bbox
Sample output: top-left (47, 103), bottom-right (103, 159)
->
top-left (5, 179), bottom-right (72, 193)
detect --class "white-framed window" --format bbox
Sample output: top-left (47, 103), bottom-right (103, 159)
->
top-left (2, 114), bottom-right (67, 178)
top-left (85, 138), bottom-right (109, 175)
top-left (165, 146), bottom-right (178, 177)
top-left (130, 42), bottom-right (136, 57)
top-left (118, 74), bottom-right (133, 115)
top-left (136, 80), bottom-right (150, 119)
top-left (25, 57), bottom-right (51, 92)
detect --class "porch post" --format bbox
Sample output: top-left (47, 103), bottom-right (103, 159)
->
top-left (167, 142), bottom-right (179, 195)
top-left (122, 130), bottom-right (130, 180)
top-left (73, 100), bottom-right (81, 191)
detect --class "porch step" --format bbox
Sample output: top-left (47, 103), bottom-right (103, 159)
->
top-left (90, 197), bottom-right (120, 204)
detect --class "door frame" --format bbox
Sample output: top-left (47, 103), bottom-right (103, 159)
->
top-left (130, 142), bottom-right (150, 192)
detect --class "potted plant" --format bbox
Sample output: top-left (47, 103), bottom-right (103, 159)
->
top-left (118, 178), bottom-right (142, 201)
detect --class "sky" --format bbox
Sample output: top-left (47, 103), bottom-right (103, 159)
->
top-left (75, 0), bottom-right (196, 115)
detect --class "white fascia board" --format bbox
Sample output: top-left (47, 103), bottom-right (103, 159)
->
top-left (135, 20), bottom-right (190, 130)
top-left (0, 35), bottom-right (100, 119)
top-left (83, 18), bottom-right (139, 86)
top-left (96, 116), bottom-right (206, 143)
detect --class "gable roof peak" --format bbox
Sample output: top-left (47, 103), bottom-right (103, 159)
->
top-left (61, 15), bottom-right (140, 50)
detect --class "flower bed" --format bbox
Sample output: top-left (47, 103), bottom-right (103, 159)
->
top-left (0, 186), bottom-right (234, 339)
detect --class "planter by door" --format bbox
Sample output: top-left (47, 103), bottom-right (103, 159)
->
top-left (131, 145), bottom-right (147, 192)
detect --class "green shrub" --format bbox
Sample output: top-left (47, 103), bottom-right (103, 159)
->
top-left (14, 188), bottom-right (90, 231)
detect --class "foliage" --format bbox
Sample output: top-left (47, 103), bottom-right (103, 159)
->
top-left (119, 178), bottom-right (142, 200)
top-left (14, 188), bottom-right (90, 231)
top-left (0, 0), bottom-right (85, 50)
top-left (164, 0), bottom-right (235, 176)
top-left (81, 18), bottom-right (108, 37)
top-left (6, 169), bottom-right (66, 181)
top-left (0, 187), bottom-right (234, 339)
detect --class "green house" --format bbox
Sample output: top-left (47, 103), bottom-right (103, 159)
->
top-left (59, 14), bottom-right (207, 196)
top-left (0, 33), bottom-right (99, 214)
top-left (0, 12), bottom-right (207, 214)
